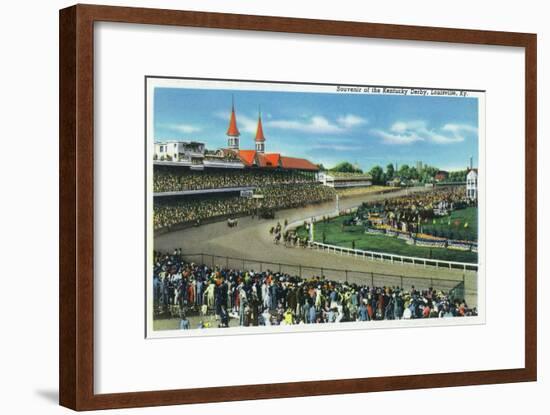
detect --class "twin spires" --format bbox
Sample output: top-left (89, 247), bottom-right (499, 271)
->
top-left (226, 98), bottom-right (266, 153)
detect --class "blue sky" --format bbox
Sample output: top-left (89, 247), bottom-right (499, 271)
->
top-left (153, 86), bottom-right (480, 172)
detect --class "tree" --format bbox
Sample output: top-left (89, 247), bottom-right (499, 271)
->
top-left (448, 170), bottom-right (467, 182)
top-left (398, 164), bottom-right (410, 180)
top-left (369, 165), bottom-right (385, 185)
top-left (386, 163), bottom-right (395, 180)
top-left (330, 161), bottom-right (363, 173)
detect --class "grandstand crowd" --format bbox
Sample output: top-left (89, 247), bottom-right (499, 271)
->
top-left (154, 167), bottom-right (316, 193)
top-left (154, 183), bottom-right (335, 230)
top-left (153, 249), bottom-right (476, 329)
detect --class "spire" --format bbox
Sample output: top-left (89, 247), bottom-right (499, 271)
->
top-left (255, 106), bottom-right (266, 154)
top-left (255, 107), bottom-right (266, 143)
top-left (226, 96), bottom-right (240, 137)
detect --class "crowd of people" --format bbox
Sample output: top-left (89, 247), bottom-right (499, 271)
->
top-left (153, 249), bottom-right (477, 329)
top-left (154, 183), bottom-right (336, 230)
top-left (154, 167), bottom-right (317, 193)
top-left (358, 187), bottom-right (475, 235)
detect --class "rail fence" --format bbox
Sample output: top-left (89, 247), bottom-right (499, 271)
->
top-left (311, 241), bottom-right (478, 272)
top-left (180, 253), bottom-right (472, 302)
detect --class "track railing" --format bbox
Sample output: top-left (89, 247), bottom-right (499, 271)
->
top-left (311, 241), bottom-right (478, 271)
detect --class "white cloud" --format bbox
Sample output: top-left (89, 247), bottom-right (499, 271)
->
top-left (267, 113), bottom-right (367, 135)
top-left (372, 120), bottom-right (477, 145)
top-left (215, 111), bottom-right (367, 136)
top-left (311, 143), bottom-right (363, 151)
top-left (337, 114), bottom-right (368, 128)
top-left (267, 115), bottom-right (343, 134)
top-left (164, 123), bottom-right (202, 134)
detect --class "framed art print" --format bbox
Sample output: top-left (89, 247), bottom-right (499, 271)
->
top-left (59, 4), bottom-right (537, 410)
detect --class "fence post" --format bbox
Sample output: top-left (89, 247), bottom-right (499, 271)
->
top-left (299, 264), bottom-right (302, 278)
top-left (371, 272), bottom-right (374, 287)
top-left (400, 276), bottom-right (403, 289)
top-left (345, 270), bottom-right (348, 283)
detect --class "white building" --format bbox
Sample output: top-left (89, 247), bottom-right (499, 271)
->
top-left (318, 171), bottom-right (372, 189)
top-left (154, 141), bottom-right (205, 163)
top-left (466, 168), bottom-right (478, 200)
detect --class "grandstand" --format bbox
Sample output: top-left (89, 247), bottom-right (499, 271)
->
top-left (154, 183), bottom-right (335, 231)
top-left (153, 100), bottom-right (333, 231)
top-left (154, 166), bottom-right (317, 194)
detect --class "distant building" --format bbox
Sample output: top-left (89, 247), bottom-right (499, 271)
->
top-left (387, 177), bottom-right (402, 187)
top-left (318, 171), bottom-right (372, 188)
top-left (154, 141), bottom-right (205, 163)
top-left (434, 170), bottom-right (449, 182)
top-left (466, 168), bottom-right (478, 200)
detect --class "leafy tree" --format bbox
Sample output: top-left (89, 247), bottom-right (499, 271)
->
top-left (398, 164), bottom-right (410, 180)
top-left (448, 170), bottom-right (468, 182)
top-left (330, 161), bottom-right (363, 173)
top-left (369, 165), bottom-right (385, 185)
top-left (386, 163), bottom-right (395, 180)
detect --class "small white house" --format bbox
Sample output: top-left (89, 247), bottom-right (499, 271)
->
top-left (466, 168), bottom-right (478, 200)
top-left (154, 141), bottom-right (205, 162)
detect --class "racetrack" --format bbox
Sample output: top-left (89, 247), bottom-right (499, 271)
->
top-left (155, 187), bottom-right (478, 306)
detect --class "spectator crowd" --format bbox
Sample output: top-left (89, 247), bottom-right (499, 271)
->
top-left (358, 187), bottom-right (475, 235)
top-left (154, 167), bottom-right (317, 193)
top-left (154, 183), bottom-right (336, 230)
top-left (153, 249), bottom-right (476, 330)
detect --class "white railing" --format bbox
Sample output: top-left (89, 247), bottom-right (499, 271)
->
top-left (311, 241), bottom-right (478, 271)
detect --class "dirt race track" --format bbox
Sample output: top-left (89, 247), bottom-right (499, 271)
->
top-left (155, 187), bottom-right (478, 307)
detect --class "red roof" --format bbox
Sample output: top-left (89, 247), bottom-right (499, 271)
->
top-left (257, 153), bottom-right (280, 168)
top-left (280, 156), bottom-right (319, 171)
top-left (255, 115), bottom-right (266, 142)
top-left (237, 150), bottom-right (256, 166)
top-left (263, 153), bottom-right (280, 167)
top-left (236, 151), bottom-right (317, 170)
top-left (226, 106), bottom-right (240, 137)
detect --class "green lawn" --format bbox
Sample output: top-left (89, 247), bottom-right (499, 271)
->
top-left (421, 207), bottom-right (478, 241)
top-left (299, 213), bottom-right (478, 264)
